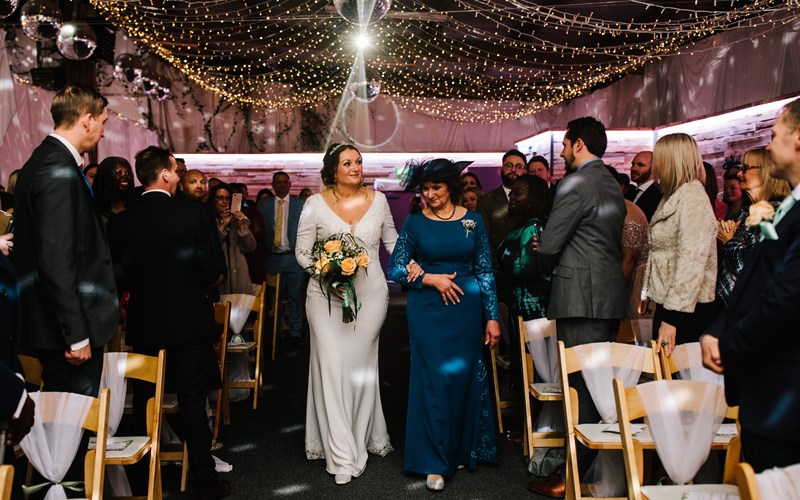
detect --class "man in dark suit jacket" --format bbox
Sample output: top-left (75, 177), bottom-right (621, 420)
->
top-left (701, 100), bottom-right (800, 473)
top-left (109, 146), bottom-right (229, 499)
top-left (12, 85), bottom-right (118, 397)
top-left (258, 171), bottom-right (305, 348)
top-left (529, 117), bottom-right (627, 497)
top-left (625, 150), bottom-right (662, 222)
top-left (477, 149), bottom-right (526, 268)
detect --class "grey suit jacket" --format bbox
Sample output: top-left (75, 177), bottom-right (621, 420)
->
top-left (258, 195), bottom-right (304, 255)
top-left (476, 186), bottom-right (513, 267)
top-left (538, 159), bottom-right (627, 320)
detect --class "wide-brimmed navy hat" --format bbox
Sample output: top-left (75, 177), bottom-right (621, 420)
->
top-left (398, 158), bottom-right (473, 192)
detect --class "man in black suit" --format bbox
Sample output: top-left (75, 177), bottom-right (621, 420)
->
top-left (625, 150), bottom-right (662, 222)
top-left (13, 85), bottom-right (119, 396)
top-left (109, 147), bottom-right (229, 499)
top-left (701, 99), bottom-right (800, 473)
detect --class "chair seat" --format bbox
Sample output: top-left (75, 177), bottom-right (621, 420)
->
top-left (89, 436), bottom-right (151, 463)
top-left (531, 382), bottom-right (562, 400)
top-left (641, 484), bottom-right (739, 499)
top-left (575, 423), bottom-right (738, 450)
top-left (226, 341), bottom-right (256, 351)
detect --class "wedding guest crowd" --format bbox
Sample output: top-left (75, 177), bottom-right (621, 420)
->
top-left (6, 82), bottom-right (800, 498)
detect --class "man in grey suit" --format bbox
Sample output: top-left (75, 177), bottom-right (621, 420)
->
top-left (13, 85), bottom-right (119, 396)
top-left (258, 171), bottom-right (305, 349)
top-left (528, 116), bottom-right (627, 497)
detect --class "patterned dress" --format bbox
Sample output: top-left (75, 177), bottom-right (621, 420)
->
top-left (388, 210), bottom-right (498, 478)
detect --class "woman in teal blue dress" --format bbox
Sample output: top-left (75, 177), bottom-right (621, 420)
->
top-left (388, 158), bottom-right (500, 492)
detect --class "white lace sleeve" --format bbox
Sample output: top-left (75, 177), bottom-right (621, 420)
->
top-left (295, 196), bottom-right (318, 273)
top-left (378, 192), bottom-right (398, 255)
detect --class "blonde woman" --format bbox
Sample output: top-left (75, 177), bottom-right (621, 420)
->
top-left (716, 147), bottom-right (791, 305)
top-left (640, 133), bottom-right (717, 357)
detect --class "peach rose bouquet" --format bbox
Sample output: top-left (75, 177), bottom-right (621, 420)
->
top-left (307, 233), bottom-right (369, 323)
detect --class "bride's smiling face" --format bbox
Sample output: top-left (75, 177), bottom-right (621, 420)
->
top-left (336, 149), bottom-right (363, 187)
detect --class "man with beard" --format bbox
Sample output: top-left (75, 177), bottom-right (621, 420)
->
top-left (477, 149), bottom-right (527, 266)
top-left (178, 169), bottom-right (226, 299)
top-left (528, 116), bottom-right (627, 497)
top-left (625, 150), bottom-right (661, 222)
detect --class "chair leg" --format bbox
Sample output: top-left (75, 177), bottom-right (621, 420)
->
top-left (213, 388), bottom-right (223, 440)
top-left (489, 348), bottom-right (504, 434)
top-left (180, 443), bottom-right (188, 492)
top-left (253, 346), bottom-right (261, 410)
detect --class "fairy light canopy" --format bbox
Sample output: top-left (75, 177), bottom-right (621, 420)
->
top-left (79, 0), bottom-right (798, 122)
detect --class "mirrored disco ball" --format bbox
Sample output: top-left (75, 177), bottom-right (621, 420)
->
top-left (20, 0), bottom-right (62, 41)
top-left (152, 76), bottom-right (171, 101)
top-left (113, 53), bottom-right (143, 87)
top-left (0, 0), bottom-right (19, 19)
top-left (140, 71), bottom-right (159, 94)
top-left (334, 0), bottom-right (391, 26)
top-left (346, 68), bottom-right (381, 103)
top-left (56, 21), bottom-right (97, 60)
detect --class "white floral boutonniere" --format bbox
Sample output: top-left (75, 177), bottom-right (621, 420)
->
top-left (745, 200), bottom-right (778, 240)
top-left (462, 219), bottom-right (476, 238)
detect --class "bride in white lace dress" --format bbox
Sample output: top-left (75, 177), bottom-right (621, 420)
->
top-left (296, 144), bottom-right (420, 485)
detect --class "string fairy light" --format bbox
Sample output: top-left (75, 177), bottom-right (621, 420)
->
top-left (85, 0), bottom-right (798, 122)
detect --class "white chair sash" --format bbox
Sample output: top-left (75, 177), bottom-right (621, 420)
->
top-left (574, 343), bottom-right (647, 497)
top-left (100, 353), bottom-right (132, 497)
top-left (637, 380), bottom-right (727, 485)
top-left (219, 293), bottom-right (256, 337)
top-left (573, 343), bottom-right (647, 423)
top-left (756, 462), bottom-right (800, 500)
top-left (671, 343), bottom-right (725, 386)
top-left (631, 318), bottom-right (653, 346)
top-left (19, 392), bottom-right (93, 500)
top-left (523, 318), bottom-right (562, 433)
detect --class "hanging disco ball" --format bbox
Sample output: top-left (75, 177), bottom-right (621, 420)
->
top-left (56, 21), bottom-right (97, 60)
top-left (346, 67), bottom-right (381, 103)
top-left (20, 0), bottom-right (62, 41)
top-left (334, 0), bottom-right (391, 26)
top-left (147, 75), bottom-right (171, 101)
top-left (0, 0), bottom-right (19, 19)
top-left (113, 53), bottom-right (143, 87)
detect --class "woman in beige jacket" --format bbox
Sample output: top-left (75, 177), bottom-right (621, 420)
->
top-left (640, 133), bottom-right (717, 357)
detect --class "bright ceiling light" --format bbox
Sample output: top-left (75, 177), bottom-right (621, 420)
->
top-left (355, 33), bottom-right (369, 49)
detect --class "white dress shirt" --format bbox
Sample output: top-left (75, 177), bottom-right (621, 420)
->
top-left (633, 179), bottom-right (655, 203)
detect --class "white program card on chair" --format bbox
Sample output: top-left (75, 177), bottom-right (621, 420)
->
top-left (574, 343), bottom-right (647, 497)
top-left (638, 380), bottom-right (727, 485)
top-left (19, 392), bottom-right (93, 500)
top-left (99, 352), bottom-right (132, 496)
top-left (671, 343), bottom-right (725, 386)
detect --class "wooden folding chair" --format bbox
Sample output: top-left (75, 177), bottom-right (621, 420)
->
top-left (0, 465), bottom-right (12, 500)
top-left (16, 354), bottom-right (42, 389)
top-left (489, 344), bottom-right (514, 433)
top-left (21, 389), bottom-right (111, 500)
top-left (103, 350), bottom-right (167, 500)
top-left (559, 340), bottom-right (662, 500)
top-left (227, 283), bottom-right (266, 409)
top-left (658, 341), bottom-right (724, 384)
top-left (212, 301), bottom-right (231, 436)
top-left (613, 378), bottom-right (741, 500)
top-left (518, 316), bottom-right (563, 459)
top-left (265, 273), bottom-right (282, 360)
top-left (735, 463), bottom-right (759, 500)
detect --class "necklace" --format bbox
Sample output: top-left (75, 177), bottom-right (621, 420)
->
top-left (432, 203), bottom-right (457, 220)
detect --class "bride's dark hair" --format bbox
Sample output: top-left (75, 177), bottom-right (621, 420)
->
top-left (321, 143), bottom-right (360, 187)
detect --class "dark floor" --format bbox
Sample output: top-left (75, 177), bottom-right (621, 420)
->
top-left (162, 285), bottom-right (549, 499)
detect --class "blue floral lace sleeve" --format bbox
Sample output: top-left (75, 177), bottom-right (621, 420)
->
top-left (471, 216), bottom-right (499, 320)
top-left (387, 220), bottom-right (424, 289)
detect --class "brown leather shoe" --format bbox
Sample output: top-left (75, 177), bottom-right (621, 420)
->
top-left (527, 474), bottom-right (565, 498)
